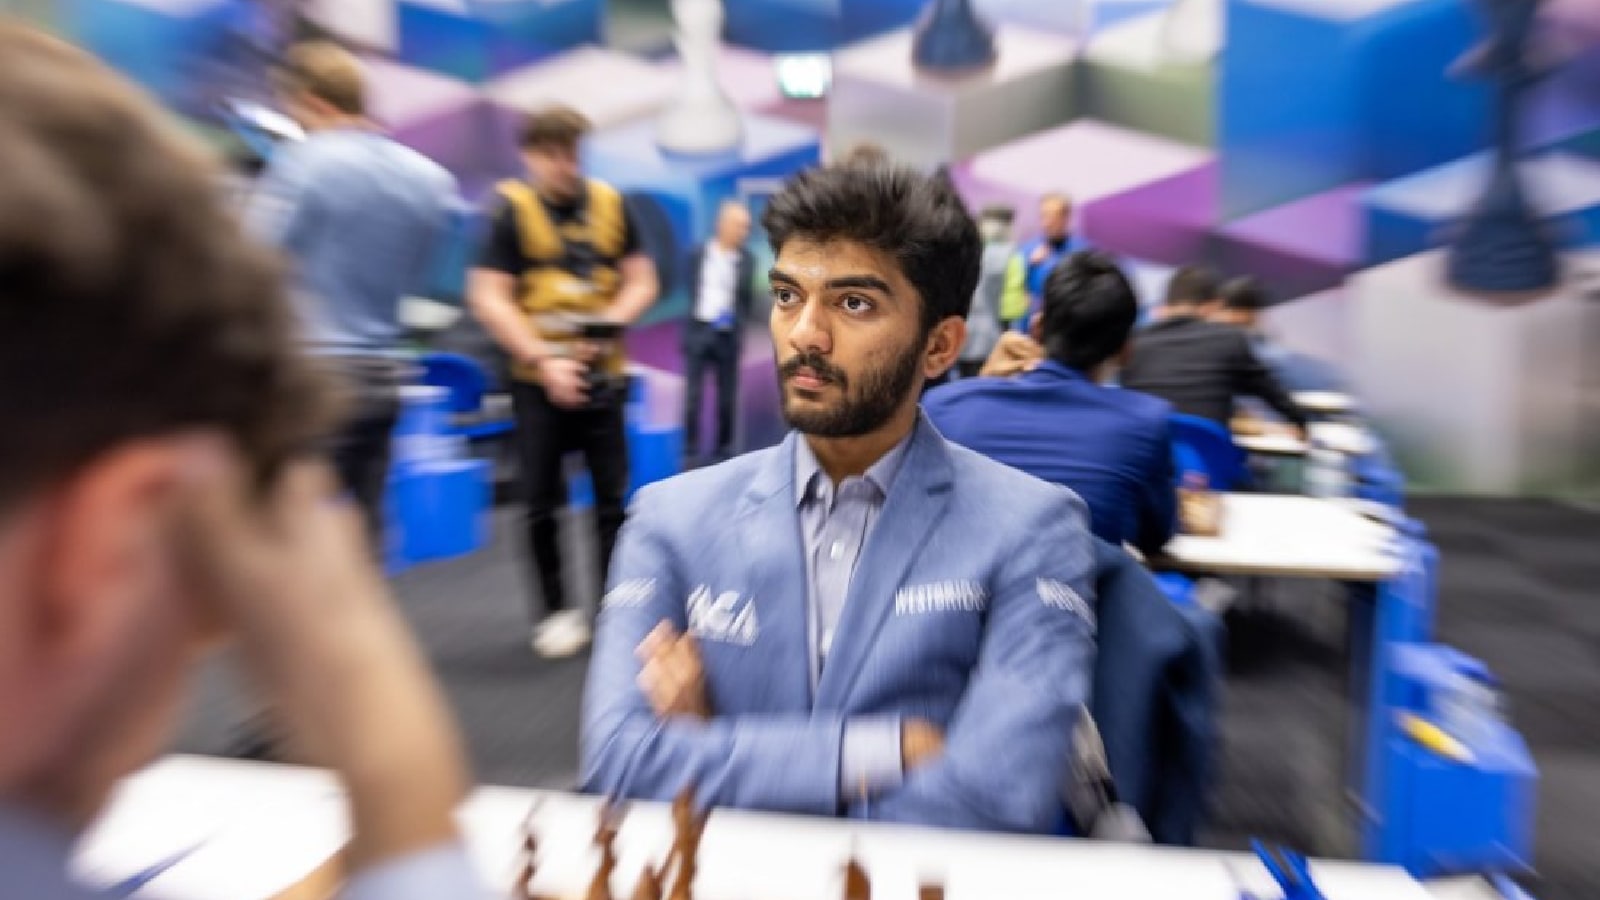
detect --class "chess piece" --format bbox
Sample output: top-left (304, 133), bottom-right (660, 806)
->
top-left (843, 856), bottom-right (871, 900)
top-left (631, 864), bottom-right (664, 900)
top-left (919, 886), bottom-right (946, 900)
top-left (656, 0), bottom-right (743, 155)
top-left (1159, 0), bottom-right (1224, 64)
top-left (586, 802), bottom-right (624, 900)
top-left (912, 0), bottom-right (998, 73)
top-left (1446, 0), bottom-right (1560, 297)
top-left (667, 788), bottom-right (706, 900)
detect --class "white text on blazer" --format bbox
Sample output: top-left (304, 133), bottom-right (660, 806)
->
top-left (894, 581), bottom-right (989, 615)
top-left (686, 586), bottom-right (760, 645)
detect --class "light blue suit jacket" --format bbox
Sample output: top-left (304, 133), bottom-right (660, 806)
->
top-left (581, 416), bottom-right (1098, 833)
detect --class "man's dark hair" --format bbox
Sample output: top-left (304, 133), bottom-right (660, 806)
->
top-left (1039, 251), bottom-right (1139, 373)
top-left (761, 161), bottom-right (981, 334)
top-left (1165, 264), bottom-right (1221, 306)
top-left (519, 104), bottom-right (591, 151)
top-left (1221, 275), bottom-right (1272, 311)
top-left (0, 25), bottom-right (334, 505)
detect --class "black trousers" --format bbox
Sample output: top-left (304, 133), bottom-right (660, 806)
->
top-left (321, 356), bottom-right (404, 551)
top-left (511, 381), bottom-right (629, 620)
top-left (682, 320), bottom-right (740, 460)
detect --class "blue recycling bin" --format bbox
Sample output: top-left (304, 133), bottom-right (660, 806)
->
top-left (390, 458), bottom-right (491, 566)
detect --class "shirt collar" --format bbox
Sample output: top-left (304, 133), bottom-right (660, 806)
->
top-left (1028, 359), bottom-right (1091, 382)
top-left (793, 421), bottom-right (916, 509)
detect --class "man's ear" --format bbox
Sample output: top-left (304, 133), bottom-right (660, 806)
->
top-left (34, 435), bottom-right (228, 675)
top-left (924, 316), bottom-right (967, 379)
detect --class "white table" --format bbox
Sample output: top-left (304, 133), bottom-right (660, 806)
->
top-left (75, 756), bottom-right (1467, 900)
top-left (1234, 423), bottom-right (1376, 458)
top-left (1158, 493), bottom-right (1402, 581)
top-left (1294, 391), bottom-right (1358, 416)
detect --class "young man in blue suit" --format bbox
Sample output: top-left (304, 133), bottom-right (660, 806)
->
top-left (924, 252), bottom-right (1178, 556)
top-left (582, 163), bottom-right (1099, 833)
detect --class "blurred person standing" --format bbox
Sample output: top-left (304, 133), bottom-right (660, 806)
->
top-left (681, 200), bottom-right (756, 467)
top-left (469, 106), bottom-right (660, 658)
top-left (956, 205), bottom-right (1015, 378)
top-left (0, 24), bottom-right (483, 898)
top-left (246, 40), bottom-right (458, 545)
top-left (1000, 192), bottom-right (1080, 330)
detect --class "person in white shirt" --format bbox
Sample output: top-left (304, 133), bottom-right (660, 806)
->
top-left (681, 200), bottom-right (756, 466)
top-left (0, 25), bottom-right (485, 899)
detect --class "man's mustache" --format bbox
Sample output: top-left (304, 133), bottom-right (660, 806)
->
top-left (779, 352), bottom-right (848, 387)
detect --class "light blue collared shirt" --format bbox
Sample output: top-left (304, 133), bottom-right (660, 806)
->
top-left (246, 128), bottom-right (458, 356)
top-left (0, 802), bottom-right (487, 900)
top-left (794, 425), bottom-right (914, 801)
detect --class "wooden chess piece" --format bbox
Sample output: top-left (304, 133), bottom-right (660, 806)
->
top-left (918, 884), bottom-right (946, 900)
top-left (631, 864), bottom-right (664, 900)
top-left (843, 857), bottom-right (871, 900)
top-left (667, 788), bottom-right (702, 900)
top-left (586, 802), bottom-right (623, 900)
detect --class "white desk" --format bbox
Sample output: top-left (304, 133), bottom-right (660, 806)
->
top-left (1158, 493), bottom-right (1402, 581)
top-left (77, 756), bottom-right (1453, 900)
top-left (1294, 391), bottom-right (1358, 416)
top-left (1234, 423), bottom-right (1376, 458)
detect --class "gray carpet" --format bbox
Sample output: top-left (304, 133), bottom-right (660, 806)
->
top-left (174, 497), bottom-right (1600, 899)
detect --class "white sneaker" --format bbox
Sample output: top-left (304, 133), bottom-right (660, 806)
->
top-left (532, 610), bottom-right (592, 658)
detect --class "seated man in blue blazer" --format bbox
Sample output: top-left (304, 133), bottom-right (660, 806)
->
top-left (582, 162), bottom-right (1098, 833)
top-left (924, 252), bottom-right (1177, 555)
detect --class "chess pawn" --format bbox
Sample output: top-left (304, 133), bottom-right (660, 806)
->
top-left (656, 0), bottom-right (743, 155)
top-left (844, 858), bottom-right (871, 900)
top-left (918, 886), bottom-right (946, 900)
top-left (632, 865), bottom-right (664, 900)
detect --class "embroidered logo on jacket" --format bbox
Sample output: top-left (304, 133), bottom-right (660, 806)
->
top-left (894, 581), bottom-right (989, 615)
top-left (686, 586), bottom-right (760, 646)
top-left (1036, 578), bottom-right (1097, 632)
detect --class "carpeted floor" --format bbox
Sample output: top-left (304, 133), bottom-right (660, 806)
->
top-left (175, 497), bottom-right (1600, 899)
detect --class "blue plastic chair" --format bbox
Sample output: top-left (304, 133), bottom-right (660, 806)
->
top-left (1169, 414), bottom-right (1250, 491)
top-left (418, 352), bottom-right (513, 440)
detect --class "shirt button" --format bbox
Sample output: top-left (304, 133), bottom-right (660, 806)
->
top-left (829, 540), bottom-right (844, 560)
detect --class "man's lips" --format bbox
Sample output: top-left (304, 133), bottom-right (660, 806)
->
top-left (787, 368), bottom-right (832, 390)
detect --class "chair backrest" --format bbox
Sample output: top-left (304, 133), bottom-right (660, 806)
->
top-left (420, 352), bottom-right (488, 415)
top-left (1169, 413), bottom-right (1249, 491)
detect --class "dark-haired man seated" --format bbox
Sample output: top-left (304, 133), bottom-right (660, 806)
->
top-left (925, 252), bottom-right (1177, 555)
top-left (581, 162), bottom-right (1098, 833)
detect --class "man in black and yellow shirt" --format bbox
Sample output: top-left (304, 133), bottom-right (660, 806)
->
top-left (469, 105), bottom-right (659, 658)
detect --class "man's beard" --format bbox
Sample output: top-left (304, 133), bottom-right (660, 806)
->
top-left (777, 339), bottom-right (923, 438)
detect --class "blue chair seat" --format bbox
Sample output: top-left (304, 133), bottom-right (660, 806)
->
top-left (1169, 413), bottom-right (1250, 491)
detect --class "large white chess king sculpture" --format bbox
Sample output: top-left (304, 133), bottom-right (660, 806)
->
top-left (657, 0), bottom-right (743, 155)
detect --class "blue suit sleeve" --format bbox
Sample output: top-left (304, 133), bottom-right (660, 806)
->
top-left (1135, 416), bottom-right (1178, 555)
top-left (860, 490), bottom-right (1098, 832)
top-left (579, 486), bottom-right (848, 815)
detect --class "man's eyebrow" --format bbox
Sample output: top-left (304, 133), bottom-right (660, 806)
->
top-left (766, 270), bottom-right (897, 298)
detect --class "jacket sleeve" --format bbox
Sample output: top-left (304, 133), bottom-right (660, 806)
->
top-left (579, 485), bottom-right (848, 815)
top-left (859, 490), bottom-right (1098, 832)
top-left (1134, 414), bottom-right (1178, 555)
top-left (1232, 333), bottom-right (1307, 428)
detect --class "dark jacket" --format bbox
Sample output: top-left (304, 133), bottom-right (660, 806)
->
top-left (1091, 539), bottom-right (1223, 845)
top-left (924, 361), bottom-right (1177, 555)
top-left (1122, 315), bottom-right (1308, 428)
top-left (682, 241), bottom-right (757, 346)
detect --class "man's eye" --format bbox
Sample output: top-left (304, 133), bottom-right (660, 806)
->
top-left (772, 287), bottom-right (799, 306)
top-left (840, 295), bottom-right (874, 314)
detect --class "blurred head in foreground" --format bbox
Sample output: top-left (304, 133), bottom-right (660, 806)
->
top-left (0, 25), bottom-right (330, 823)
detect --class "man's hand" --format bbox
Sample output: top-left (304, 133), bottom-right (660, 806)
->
top-left (636, 621), bottom-right (710, 720)
top-left (901, 718), bottom-right (946, 772)
top-left (980, 331), bottom-right (1045, 378)
top-left (1029, 244), bottom-right (1050, 265)
top-left (175, 459), bottom-right (469, 870)
top-left (538, 356), bottom-right (591, 409)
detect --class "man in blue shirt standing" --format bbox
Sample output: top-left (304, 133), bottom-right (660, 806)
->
top-left (248, 41), bottom-right (458, 542)
top-left (1000, 192), bottom-right (1081, 331)
top-left (926, 251), bottom-right (1177, 555)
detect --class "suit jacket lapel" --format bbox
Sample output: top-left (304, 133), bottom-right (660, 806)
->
top-left (814, 417), bottom-right (955, 710)
top-left (735, 432), bottom-right (813, 710)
